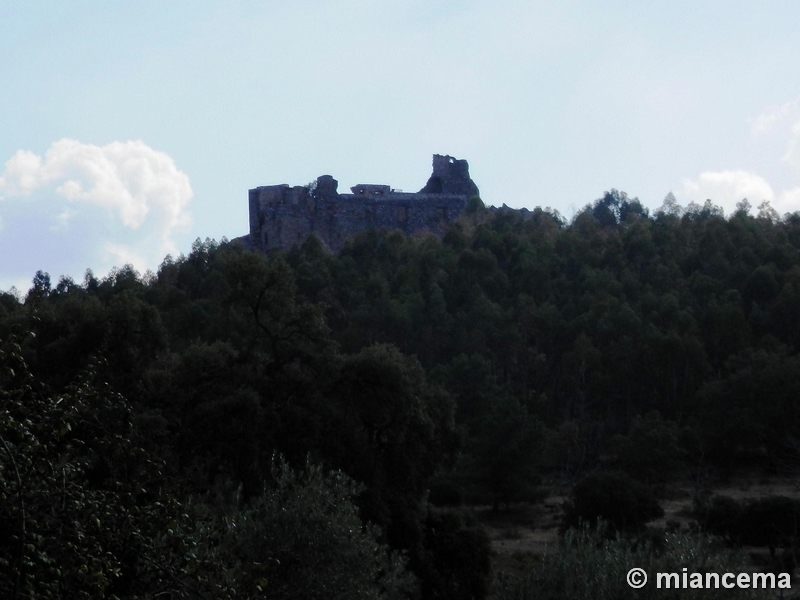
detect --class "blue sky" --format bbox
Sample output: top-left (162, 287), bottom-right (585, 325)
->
top-left (2, 0), bottom-right (800, 292)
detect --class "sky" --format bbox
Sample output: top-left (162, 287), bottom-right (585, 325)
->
top-left (2, 0), bottom-right (800, 293)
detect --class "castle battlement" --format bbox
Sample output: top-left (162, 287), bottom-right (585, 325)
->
top-left (247, 154), bottom-right (479, 252)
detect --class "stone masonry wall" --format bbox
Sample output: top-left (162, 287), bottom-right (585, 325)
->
top-left (247, 155), bottom-right (478, 252)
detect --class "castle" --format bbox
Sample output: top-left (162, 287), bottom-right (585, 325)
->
top-left (244, 154), bottom-right (479, 252)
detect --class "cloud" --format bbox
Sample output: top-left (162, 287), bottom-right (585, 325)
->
top-left (782, 120), bottom-right (800, 173)
top-left (679, 170), bottom-right (774, 215)
top-left (749, 94), bottom-right (800, 135)
top-left (0, 138), bottom-right (191, 236)
top-left (678, 169), bottom-right (800, 217)
top-left (104, 242), bottom-right (149, 272)
top-left (0, 139), bottom-right (192, 291)
top-left (0, 150), bottom-right (44, 196)
top-left (749, 95), bottom-right (800, 176)
top-left (681, 96), bottom-right (800, 220)
top-left (777, 187), bottom-right (800, 214)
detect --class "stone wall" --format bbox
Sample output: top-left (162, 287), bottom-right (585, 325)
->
top-left (247, 154), bottom-right (478, 252)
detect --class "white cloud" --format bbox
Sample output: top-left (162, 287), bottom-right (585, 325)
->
top-left (688, 96), bottom-right (800, 219)
top-left (0, 139), bottom-right (192, 237)
top-left (749, 94), bottom-right (800, 135)
top-left (777, 187), bottom-right (800, 215)
top-left (678, 170), bottom-right (800, 217)
top-left (0, 139), bottom-right (192, 291)
top-left (679, 170), bottom-right (774, 215)
top-left (0, 150), bottom-right (45, 196)
top-left (782, 120), bottom-right (800, 173)
top-left (104, 242), bottom-right (150, 274)
top-left (659, 95), bottom-right (800, 222)
top-left (749, 95), bottom-right (800, 177)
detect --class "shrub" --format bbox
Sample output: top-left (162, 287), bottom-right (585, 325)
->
top-left (697, 494), bottom-right (800, 556)
top-left (696, 495), bottom-right (744, 544)
top-left (414, 507), bottom-right (493, 600)
top-left (207, 458), bottom-right (414, 600)
top-left (562, 471), bottom-right (663, 534)
top-left (607, 411), bottom-right (685, 483)
top-left (494, 523), bottom-right (770, 600)
top-left (741, 496), bottom-right (800, 553)
top-left (0, 345), bottom-right (190, 599)
top-left (428, 479), bottom-right (465, 507)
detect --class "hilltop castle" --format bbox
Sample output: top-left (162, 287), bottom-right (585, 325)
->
top-left (244, 154), bottom-right (479, 252)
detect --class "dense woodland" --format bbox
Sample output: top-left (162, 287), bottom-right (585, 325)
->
top-left (3, 191), bottom-right (800, 598)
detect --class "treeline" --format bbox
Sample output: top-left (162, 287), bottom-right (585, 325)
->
top-left (2, 190), bottom-right (800, 598)
top-left (286, 191), bottom-right (800, 484)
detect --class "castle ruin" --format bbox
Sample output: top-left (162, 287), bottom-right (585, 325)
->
top-left (246, 154), bottom-right (479, 252)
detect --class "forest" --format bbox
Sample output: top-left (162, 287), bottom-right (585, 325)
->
top-left (2, 190), bottom-right (800, 599)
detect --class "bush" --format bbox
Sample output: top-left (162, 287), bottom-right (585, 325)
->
top-left (205, 458), bottom-right (414, 600)
top-left (494, 523), bottom-right (771, 600)
top-left (414, 507), bottom-right (493, 600)
top-left (696, 495), bottom-right (744, 544)
top-left (462, 395), bottom-right (543, 511)
top-left (562, 471), bottom-right (663, 534)
top-left (428, 479), bottom-right (465, 507)
top-left (697, 494), bottom-right (800, 556)
top-left (0, 345), bottom-right (190, 599)
top-left (607, 411), bottom-right (685, 483)
top-left (0, 336), bottom-right (411, 599)
top-left (741, 496), bottom-right (800, 553)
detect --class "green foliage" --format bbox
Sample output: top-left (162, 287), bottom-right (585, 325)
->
top-left (562, 472), bottom-right (663, 534)
top-left (203, 458), bottom-right (414, 600)
top-left (414, 507), bottom-right (493, 600)
top-left (462, 395), bottom-right (543, 510)
top-left (494, 523), bottom-right (767, 600)
top-left (696, 495), bottom-right (744, 545)
top-left (465, 196), bottom-right (486, 214)
top-left (0, 336), bottom-right (414, 599)
top-left (0, 336), bottom-right (190, 599)
top-left (540, 420), bottom-right (598, 479)
top-left (427, 478), bottom-right (465, 507)
top-left (696, 348), bottom-right (800, 471)
top-left (430, 354), bottom-right (491, 422)
top-left (327, 343), bottom-right (459, 549)
top-left (607, 411), bottom-right (685, 483)
top-left (696, 494), bottom-right (800, 555)
top-left (741, 496), bottom-right (800, 552)
top-left (7, 198), bottom-right (800, 597)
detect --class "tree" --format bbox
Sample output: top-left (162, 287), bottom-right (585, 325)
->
top-left (696, 349), bottom-right (800, 471)
top-left (463, 395), bottom-right (542, 511)
top-left (562, 472), bottom-right (663, 534)
top-left (656, 192), bottom-right (683, 217)
top-left (607, 411), bottom-right (685, 483)
top-left (327, 343), bottom-right (459, 549)
top-left (0, 336), bottom-right (192, 599)
top-left (205, 458), bottom-right (413, 600)
top-left (757, 200), bottom-right (780, 222)
top-left (697, 494), bottom-right (800, 557)
top-left (495, 523), bottom-right (769, 600)
top-left (0, 334), bottom-right (412, 599)
top-left (26, 270), bottom-right (51, 303)
top-left (415, 508), bottom-right (492, 600)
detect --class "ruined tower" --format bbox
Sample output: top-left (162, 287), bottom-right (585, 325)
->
top-left (246, 154), bottom-right (479, 252)
top-left (419, 154), bottom-right (480, 197)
